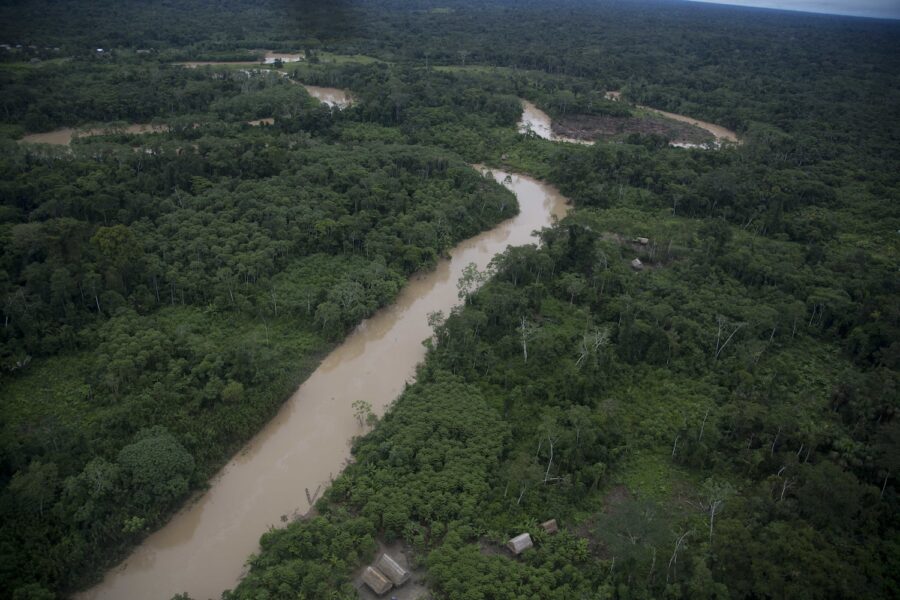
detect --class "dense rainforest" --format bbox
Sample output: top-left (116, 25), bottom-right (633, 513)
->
top-left (0, 0), bottom-right (898, 599)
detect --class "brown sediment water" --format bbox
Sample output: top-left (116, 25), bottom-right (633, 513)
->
top-left (19, 128), bottom-right (79, 145)
top-left (263, 51), bottom-right (303, 64)
top-left (76, 168), bottom-right (569, 600)
top-left (302, 84), bottom-right (353, 108)
top-left (21, 119), bottom-right (276, 144)
top-left (20, 124), bottom-right (168, 146)
top-left (172, 59), bottom-right (352, 109)
top-left (601, 90), bottom-right (738, 143)
top-left (517, 99), bottom-right (593, 145)
top-left (638, 105), bottom-right (738, 144)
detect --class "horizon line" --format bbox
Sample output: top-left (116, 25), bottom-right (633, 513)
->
top-left (684, 0), bottom-right (900, 21)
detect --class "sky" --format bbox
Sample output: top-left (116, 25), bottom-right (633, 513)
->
top-left (686, 0), bottom-right (900, 19)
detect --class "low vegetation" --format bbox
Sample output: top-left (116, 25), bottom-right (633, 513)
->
top-left (0, 0), bottom-right (897, 598)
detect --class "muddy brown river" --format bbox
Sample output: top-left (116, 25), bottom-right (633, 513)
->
top-left (17, 88), bottom-right (343, 146)
top-left (20, 124), bottom-right (168, 145)
top-left (77, 168), bottom-right (568, 600)
top-left (173, 58), bottom-right (353, 109)
top-left (262, 51), bottom-right (303, 64)
top-left (518, 100), bottom-right (593, 145)
top-left (303, 84), bottom-right (353, 109)
top-left (639, 106), bottom-right (738, 144)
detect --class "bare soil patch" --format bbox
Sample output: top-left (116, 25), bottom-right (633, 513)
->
top-left (478, 536), bottom-right (511, 558)
top-left (572, 485), bottom-right (636, 558)
top-left (552, 113), bottom-right (714, 145)
top-left (603, 484), bottom-right (634, 513)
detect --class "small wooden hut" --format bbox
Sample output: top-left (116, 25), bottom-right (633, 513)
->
top-left (375, 553), bottom-right (410, 586)
top-left (362, 566), bottom-right (393, 595)
top-left (507, 532), bottom-right (534, 555)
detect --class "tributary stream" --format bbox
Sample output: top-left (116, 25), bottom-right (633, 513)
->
top-left (78, 168), bottom-right (569, 600)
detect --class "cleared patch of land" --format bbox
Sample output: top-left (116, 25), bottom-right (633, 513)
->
top-left (552, 112), bottom-right (715, 145)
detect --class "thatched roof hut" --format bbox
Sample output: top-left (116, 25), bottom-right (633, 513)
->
top-left (375, 553), bottom-right (410, 586)
top-left (540, 519), bottom-right (559, 534)
top-left (507, 532), bottom-right (534, 555)
top-left (362, 566), bottom-right (393, 595)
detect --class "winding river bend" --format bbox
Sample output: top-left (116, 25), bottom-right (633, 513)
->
top-left (518, 99), bottom-right (592, 145)
top-left (518, 97), bottom-right (738, 147)
top-left (639, 106), bottom-right (738, 145)
top-left (16, 91), bottom-right (340, 145)
top-left (78, 168), bottom-right (568, 600)
top-left (70, 81), bottom-right (717, 600)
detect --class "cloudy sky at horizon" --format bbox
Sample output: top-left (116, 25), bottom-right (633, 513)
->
top-left (686, 0), bottom-right (900, 19)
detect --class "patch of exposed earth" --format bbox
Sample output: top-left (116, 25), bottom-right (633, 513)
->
top-left (573, 484), bottom-right (635, 558)
top-left (552, 113), bottom-right (715, 145)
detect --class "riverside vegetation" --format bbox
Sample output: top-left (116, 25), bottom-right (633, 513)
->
top-left (1, 1), bottom-right (898, 599)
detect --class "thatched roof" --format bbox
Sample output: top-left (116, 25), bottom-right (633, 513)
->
top-left (507, 532), bottom-right (534, 555)
top-left (375, 553), bottom-right (410, 586)
top-left (362, 566), bottom-right (392, 595)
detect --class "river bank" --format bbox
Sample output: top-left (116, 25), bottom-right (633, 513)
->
top-left (77, 167), bottom-right (569, 600)
top-left (20, 123), bottom-right (168, 145)
top-left (520, 96), bottom-right (738, 148)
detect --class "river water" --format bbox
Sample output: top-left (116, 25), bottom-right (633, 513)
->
top-left (19, 118), bottom-right (283, 146)
top-left (518, 99), bottom-right (593, 145)
top-left (303, 85), bottom-right (353, 109)
top-left (18, 89), bottom-right (347, 147)
top-left (263, 52), bottom-right (303, 64)
top-left (639, 106), bottom-right (738, 144)
top-left (173, 60), bottom-right (351, 109)
top-left (20, 124), bottom-right (168, 145)
top-left (78, 168), bottom-right (568, 600)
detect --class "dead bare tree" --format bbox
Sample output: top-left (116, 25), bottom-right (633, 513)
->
top-left (519, 316), bottom-right (538, 364)
top-left (538, 415), bottom-right (561, 483)
top-left (666, 530), bottom-right (692, 583)
top-left (575, 327), bottom-right (609, 369)
top-left (776, 468), bottom-right (796, 501)
top-left (714, 315), bottom-right (746, 360)
top-left (699, 479), bottom-right (734, 542)
top-left (698, 407), bottom-right (711, 442)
